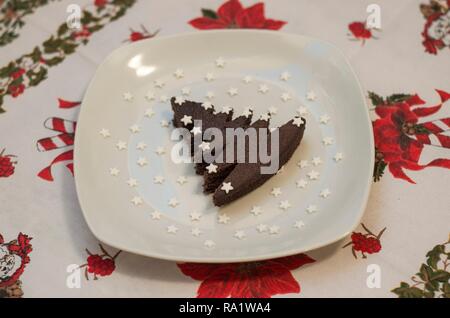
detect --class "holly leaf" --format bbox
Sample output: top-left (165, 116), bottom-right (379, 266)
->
top-left (426, 244), bottom-right (445, 269)
top-left (368, 91), bottom-right (384, 107)
top-left (418, 264), bottom-right (433, 282)
top-left (373, 157), bottom-right (386, 182)
top-left (441, 282), bottom-right (450, 298)
top-left (431, 270), bottom-right (450, 283)
top-left (201, 9), bottom-right (218, 19)
top-left (386, 93), bottom-right (412, 105)
top-left (392, 282), bottom-right (424, 298)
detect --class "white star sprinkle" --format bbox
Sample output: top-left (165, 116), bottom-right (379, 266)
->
top-left (307, 170), bottom-right (320, 180)
top-left (151, 210), bottom-right (161, 220)
top-left (204, 240), bottom-right (215, 248)
top-left (320, 114), bottom-right (331, 124)
top-left (227, 87), bottom-right (238, 96)
top-left (234, 230), bottom-right (246, 240)
top-left (306, 205), bottom-right (318, 214)
top-left (123, 92), bottom-right (133, 101)
top-left (201, 101), bottom-right (213, 110)
top-left (294, 220), bottom-right (305, 229)
top-left (167, 225), bottom-right (178, 234)
top-left (242, 107), bottom-right (253, 118)
top-left (250, 206), bottom-right (262, 216)
top-left (242, 75), bottom-right (253, 83)
top-left (269, 226), bottom-right (280, 235)
top-left (320, 188), bottom-right (331, 198)
top-left (99, 129), bottom-right (110, 138)
top-left (296, 179), bottom-right (308, 189)
top-left (129, 124), bottom-right (140, 133)
top-left (279, 200), bottom-right (291, 211)
top-left (206, 163), bottom-right (218, 174)
top-left (297, 160), bottom-right (308, 168)
top-left (312, 157), bottom-right (322, 166)
top-left (136, 142), bottom-right (147, 150)
top-left (271, 187), bottom-right (282, 197)
top-left (258, 84), bottom-right (269, 94)
top-left (306, 90), bottom-right (316, 101)
top-left (296, 106), bottom-right (308, 116)
top-left (181, 87), bottom-right (191, 96)
top-left (160, 95), bottom-right (169, 102)
top-left (160, 120), bottom-right (169, 127)
top-left (280, 71), bottom-right (291, 81)
top-left (205, 72), bottom-right (215, 82)
top-left (145, 91), bottom-right (155, 101)
top-left (116, 141), bottom-right (127, 150)
top-left (144, 108), bottom-right (155, 118)
top-left (173, 68), bottom-right (184, 79)
top-left (189, 211), bottom-right (202, 221)
top-left (281, 92), bottom-right (292, 102)
top-left (154, 79), bottom-right (165, 88)
top-left (168, 198), bottom-right (179, 208)
top-left (131, 196), bottom-right (143, 206)
top-left (334, 152), bottom-right (344, 162)
top-left (205, 91), bottom-right (215, 100)
top-left (221, 182), bottom-right (233, 194)
top-left (218, 214), bottom-right (230, 224)
top-left (260, 113), bottom-right (271, 121)
top-left (191, 126), bottom-right (202, 135)
top-left (215, 57), bottom-right (225, 68)
top-left (175, 96), bottom-right (185, 105)
top-left (292, 117), bottom-right (305, 127)
top-left (181, 115), bottom-right (193, 126)
top-left (221, 106), bottom-right (233, 114)
top-left (177, 176), bottom-right (188, 185)
top-left (198, 141), bottom-right (211, 151)
top-left (109, 167), bottom-right (120, 176)
top-left (322, 137), bottom-right (334, 146)
top-left (126, 178), bottom-right (138, 187)
top-left (137, 157), bottom-right (148, 167)
top-left (153, 175), bottom-right (165, 184)
top-left (191, 228), bottom-right (202, 237)
top-left (268, 106), bottom-right (278, 115)
top-left (155, 146), bottom-right (165, 155)
top-left (256, 224), bottom-right (268, 233)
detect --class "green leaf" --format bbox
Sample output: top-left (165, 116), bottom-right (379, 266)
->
top-left (419, 264), bottom-right (433, 282)
top-left (373, 156), bottom-right (386, 182)
top-left (392, 282), bottom-right (424, 298)
top-left (57, 23), bottom-right (69, 37)
top-left (201, 8), bottom-right (218, 19)
top-left (431, 270), bottom-right (450, 283)
top-left (386, 93), bottom-right (412, 104)
top-left (27, 67), bottom-right (47, 87)
top-left (441, 282), bottom-right (450, 298)
top-left (368, 91), bottom-right (384, 107)
top-left (43, 56), bottom-right (64, 66)
top-left (426, 244), bottom-right (445, 269)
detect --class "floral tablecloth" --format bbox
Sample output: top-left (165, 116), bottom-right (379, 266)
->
top-left (1, 0), bottom-right (449, 298)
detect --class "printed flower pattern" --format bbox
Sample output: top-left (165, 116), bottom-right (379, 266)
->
top-left (189, 0), bottom-right (286, 30)
top-left (178, 253), bottom-right (315, 298)
top-left (343, 224), bottom-right (386, 259)
top-left (125, 25), bottom-right (159, 42)
top-left (79, 244), bottom-right (121, 280)
top-left (348, 22), bottom-right (374, 44)
top-left (370, 90), bottom-right (450, 183)
top-left (420, 0), bottom-right (450, 54)
top-left (0, 148), bottom-right (17, 178)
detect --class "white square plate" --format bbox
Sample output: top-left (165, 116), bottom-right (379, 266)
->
top-left (74, 30), bottom-right (374, 263)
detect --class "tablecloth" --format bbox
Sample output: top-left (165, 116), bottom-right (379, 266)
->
top-left (0, 0), bottom-right (449, 298)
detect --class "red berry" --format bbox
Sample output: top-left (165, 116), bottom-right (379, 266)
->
top-left (87, 255), bottom-right (115, 276)
top-left (130, 32), bottom-right (145, 42)
top-left (351, 232), bottom-right (382, 254)
top-left (0, 156), bottom-right (15, 177)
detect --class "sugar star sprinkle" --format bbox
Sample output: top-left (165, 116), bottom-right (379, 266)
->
top-left (123, 92), bottom-right (133, 101)
top-left (191, 126), bottom-right (202, 135)
top-left (154, 79), bottom-right (165, 88)
top-left (206, 91), bottom-right (215, 100)
top-left (307, 170), bottom-right (320, 180)
top-left (218, 214), bottom-right (230, 224)
top-left (160, 120), bottom-right (169, 127)
top-left (175, 96), bottom-right (185, 105)
top-left (201, 101), bottom-right (213, 110)
top-left (191, 228), bottom-right (202, 237)
top-left (151, 210), bottom-right (161, 220)
top-left (167, 225), bottom-right (178, 234)
top-left (279, 200), bottom-right (291, 211)
top-left (177, 176), bottom-right (188, 185)
top-left (322, 137), bottom-right (334, 146)
top-left (294, 220), bottom-right (305, 229)
top-left (296, 179), bottom-right (308, 189)
top-left (199, 142), bottom-right (211, 151)
top-left (137, 157), bottom-right (148, 167)
top-left (168, 198), bottom-right (179, 208)
top-left (320, 189), bottom-right (331, 198)
top-left (242, 75), bottom-right (253, 83)
top-left (160, 95), bottom-right (169, 102)
top-left (271, 187), bottom-right (282, 197)
top-left (268, 106), bottom-right (278, 115)
top-left (280, 71), bottom-right (291, 81)
top-left (227, 87), bottom-right (238, 96)
top-left (155, 146), bottom-right (165, 155)
top-left (206, 163), bottom-right (218, 174)
top-left (306, 90), bottom-right (316, 101)
top-left (173, 68), bottom-right (184, 79)
top-left (145, 91), bottom-right (155, 101)
top-left (181, 87), bottom-right (191, 96)
top-left (136, 142), bottom-right (147, 150)
top-left (221, 106), bottom-right (233, 114)
top-left (180, 115), bottom-right (193, 126)
top-left (296, 106), bottom-right (308, 116)
top-left (99, 129), bottom-right (110, 138)
top-left (131, 196), bottom-right (143, 206)
top-left (320, 114), bottom-right (331, 124)
top-left (204, 240), bottom-right (215, 248)
top-left (205, 72), bottom-right (215, 82)
top-left (234, 230), bottom-right (246, 240)
top-left (334, 152), bottom-right (344, 162)
top-left (256, 224), bottom-right (268, 233)
top-left (312, 157), bottom-right (322, 166)
top-left (116, 141), bottom-right (127, 150)
top-left (129, 124), bottom-right (140, 133)
top-left (306, 205), bottom-right (318, 214)
top-left (144, 108), bottom-right (155, 118)
top-left (153, 175), bottom-right (165, 184)
top-left (258, 84), bottom-right (269, 94)
top-left (250, 206), bottom-right (262, 216)
top-left (126, 178), bottom-right (138, 187)
top-left (215, 57), bottom-right (225, 68)
top-left (292, 117), bottom-right (304, 127)
top-left (281, 92), bottom-right (292, 102)
top-left (189, 211), bottom-right (202, 221)
top-left (109, 168), bottom-right (120, 176)
top-left (297, 160), bottom-right (308, 168)
top-left (269, 226), bottom-right (280, 235)
top-left (242, 107), bottom-right (253, 117)
top-left (221, 182), bottom-right (234, 194)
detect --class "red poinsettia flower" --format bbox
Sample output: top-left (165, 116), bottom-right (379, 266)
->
top-left (343, 224), bottom-right (385, 259)
top-left (372, 90), bottom-right (450, 183)
top-left (178, 253), bottom-right (315, 298)
top-left (189, 0), bottom-right (286, 30)
top-left (8, 84), bottom-right (25, 98)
